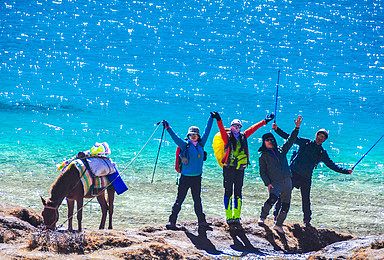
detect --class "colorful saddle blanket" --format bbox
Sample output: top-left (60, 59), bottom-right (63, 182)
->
top-left (57, 142), bottom-right (111, 171)
top-left (70, 159), bottom-right (112, 196)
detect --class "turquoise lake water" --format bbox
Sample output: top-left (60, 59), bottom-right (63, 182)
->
top-left (0, 0), bottom-right (383, 236)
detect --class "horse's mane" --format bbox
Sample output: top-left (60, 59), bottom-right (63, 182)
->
top-left (49, 164), bottom-right (78, 204)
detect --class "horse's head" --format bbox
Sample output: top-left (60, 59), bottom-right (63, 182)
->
top-left (41, 196), bottom-right (59, 230)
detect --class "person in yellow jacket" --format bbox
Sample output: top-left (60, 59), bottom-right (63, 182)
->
top-left (211, 112), bottom-right (274, 224)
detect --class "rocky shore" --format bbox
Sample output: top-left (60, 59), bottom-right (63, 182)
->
top-left (0, 202), bottom-right (383, 259)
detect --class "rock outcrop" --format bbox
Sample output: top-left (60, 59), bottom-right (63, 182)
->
top-left (0, 202), bottom-right (42, 243)
top-left (309, 235), bottom-right (384, 260)
top-left (0, 202), bottom-right (383, 260)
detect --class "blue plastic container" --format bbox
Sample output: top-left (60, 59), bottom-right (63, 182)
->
top-left (108, 168), bottom-right (128, 195)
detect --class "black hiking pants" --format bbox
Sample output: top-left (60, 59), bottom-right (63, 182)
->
top-left (169, 174), bottom-right (206, 224)
top-left (274, 170), bottom-right (312, 222)
top-left (223, 166), bottom-right (244, 199)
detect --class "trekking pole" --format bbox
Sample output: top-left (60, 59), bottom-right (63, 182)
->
top-left (352, 133), bottom-right (384, 169)
top-left (151, 122), bottom-right (166, 183)
top-left (274, 69), bottom-right (281, 123)
top-left (120, 122), bottom-right (162, 175)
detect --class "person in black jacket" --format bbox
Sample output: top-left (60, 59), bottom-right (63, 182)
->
top-left (257, 116), bottom-right (302, 233)
top-left (272, 124), bottom-right (353, 227)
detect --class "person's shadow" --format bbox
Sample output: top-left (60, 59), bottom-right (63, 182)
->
top-left (229, 223), bottom-right (264, 255)
top-left (184, 225), bottom-right (223, 255)
top-left (258, 223), bottom-right (288, 252)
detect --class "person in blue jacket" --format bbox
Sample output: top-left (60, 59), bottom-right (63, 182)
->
top-left (162, 113), bottom-right (214, 229)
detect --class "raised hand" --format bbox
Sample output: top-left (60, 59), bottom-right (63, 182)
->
top-left (210, 111), bottom-right (221, 121)
top-left (162, 120), bottom-right (169, 129)
top-left (294, 115), bottom-right (302, 128)
top-left (265, 113), bottom-right (275, 124)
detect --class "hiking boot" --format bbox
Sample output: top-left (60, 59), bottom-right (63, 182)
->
top-left (165, 222), bottom-right (177, 230)
top-left (258, 218), bottom-right (265, 225)
top-left (304, 220), bottom-right (312, 227)
top-left (233, 218), bottom-right (241, 224)
top-left (273, 224), bottom-right (285, 234)
top-left (226, 218), bottom-right (235, 225)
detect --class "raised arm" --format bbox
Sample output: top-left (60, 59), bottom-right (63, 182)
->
top-left (281, 116), bottom-right (302, 154)
top-left (244, 120), bottom-right (266, 138)
top-left (200, 114), bottom-right (214, 146)
top-left (273, 117), bottom-right (309, 147)
top-left (162, 121), bottom-right (187, 150)
top-left (211, 112), bottom-right (229, 146)
top-left (273, 124), bottom-right (290, 139)
top-left (244, 114), bottom-right (274, 138)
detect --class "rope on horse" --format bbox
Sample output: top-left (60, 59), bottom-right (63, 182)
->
top-left (56, 123), bottom-right (162, 230)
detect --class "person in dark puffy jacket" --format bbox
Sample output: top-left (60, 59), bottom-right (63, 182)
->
top-left (272, 123), bottom-right (353, 226)
top-left (257, 115), bottom-right (302, 233)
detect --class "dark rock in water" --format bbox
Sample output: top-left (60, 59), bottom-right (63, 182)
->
top-left (309, 235), bottom-right (384, 260)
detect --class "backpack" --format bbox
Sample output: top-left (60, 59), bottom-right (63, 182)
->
top-left (175, 143), bottom-right (207, 173)
top-left (212, 132), bottom-right (225, 168)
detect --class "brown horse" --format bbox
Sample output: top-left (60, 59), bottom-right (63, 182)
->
top-left (41, 164), bottom-right (115, 231)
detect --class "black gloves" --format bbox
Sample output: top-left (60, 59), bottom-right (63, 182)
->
top-left (265, 113), bottom-right (274, 123)
top-left (210, 111), bottom-right (221, 121)
top-left (162, 120), bottom-right (169, 129)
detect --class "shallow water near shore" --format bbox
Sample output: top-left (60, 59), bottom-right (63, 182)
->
top-left (1, 0), bottom-right (383, 236)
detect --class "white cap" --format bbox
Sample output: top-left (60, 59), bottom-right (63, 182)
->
top-left (231, 119), bottom-right (242, 127)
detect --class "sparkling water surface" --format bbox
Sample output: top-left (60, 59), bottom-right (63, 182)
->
top-left (1, 0), bottom-right (383, 236)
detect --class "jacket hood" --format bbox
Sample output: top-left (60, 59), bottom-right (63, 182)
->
top-left (258, 133), bottom-right (277, 152)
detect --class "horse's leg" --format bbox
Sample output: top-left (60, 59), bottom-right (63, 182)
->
top-left (67, 199), bottom-right (75, 231)
top-left (76, 198), bottom-right (84, 231)
top-left (96, 191), bottom-right (108, 229)
top-left (107, 187), bottom-right (115, 229)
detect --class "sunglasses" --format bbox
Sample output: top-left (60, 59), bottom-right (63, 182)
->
top-left (231, 124), bottom-right (242, 128)
top-left (265, 138), bottom-right (274, 142)
top-left (189, 134), bottom-right (199, 137)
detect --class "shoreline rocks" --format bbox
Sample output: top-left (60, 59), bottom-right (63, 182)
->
top-left (0, 202), bottom-right (383, 259)
top-left (309, 235), bottom-right (384, 260)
